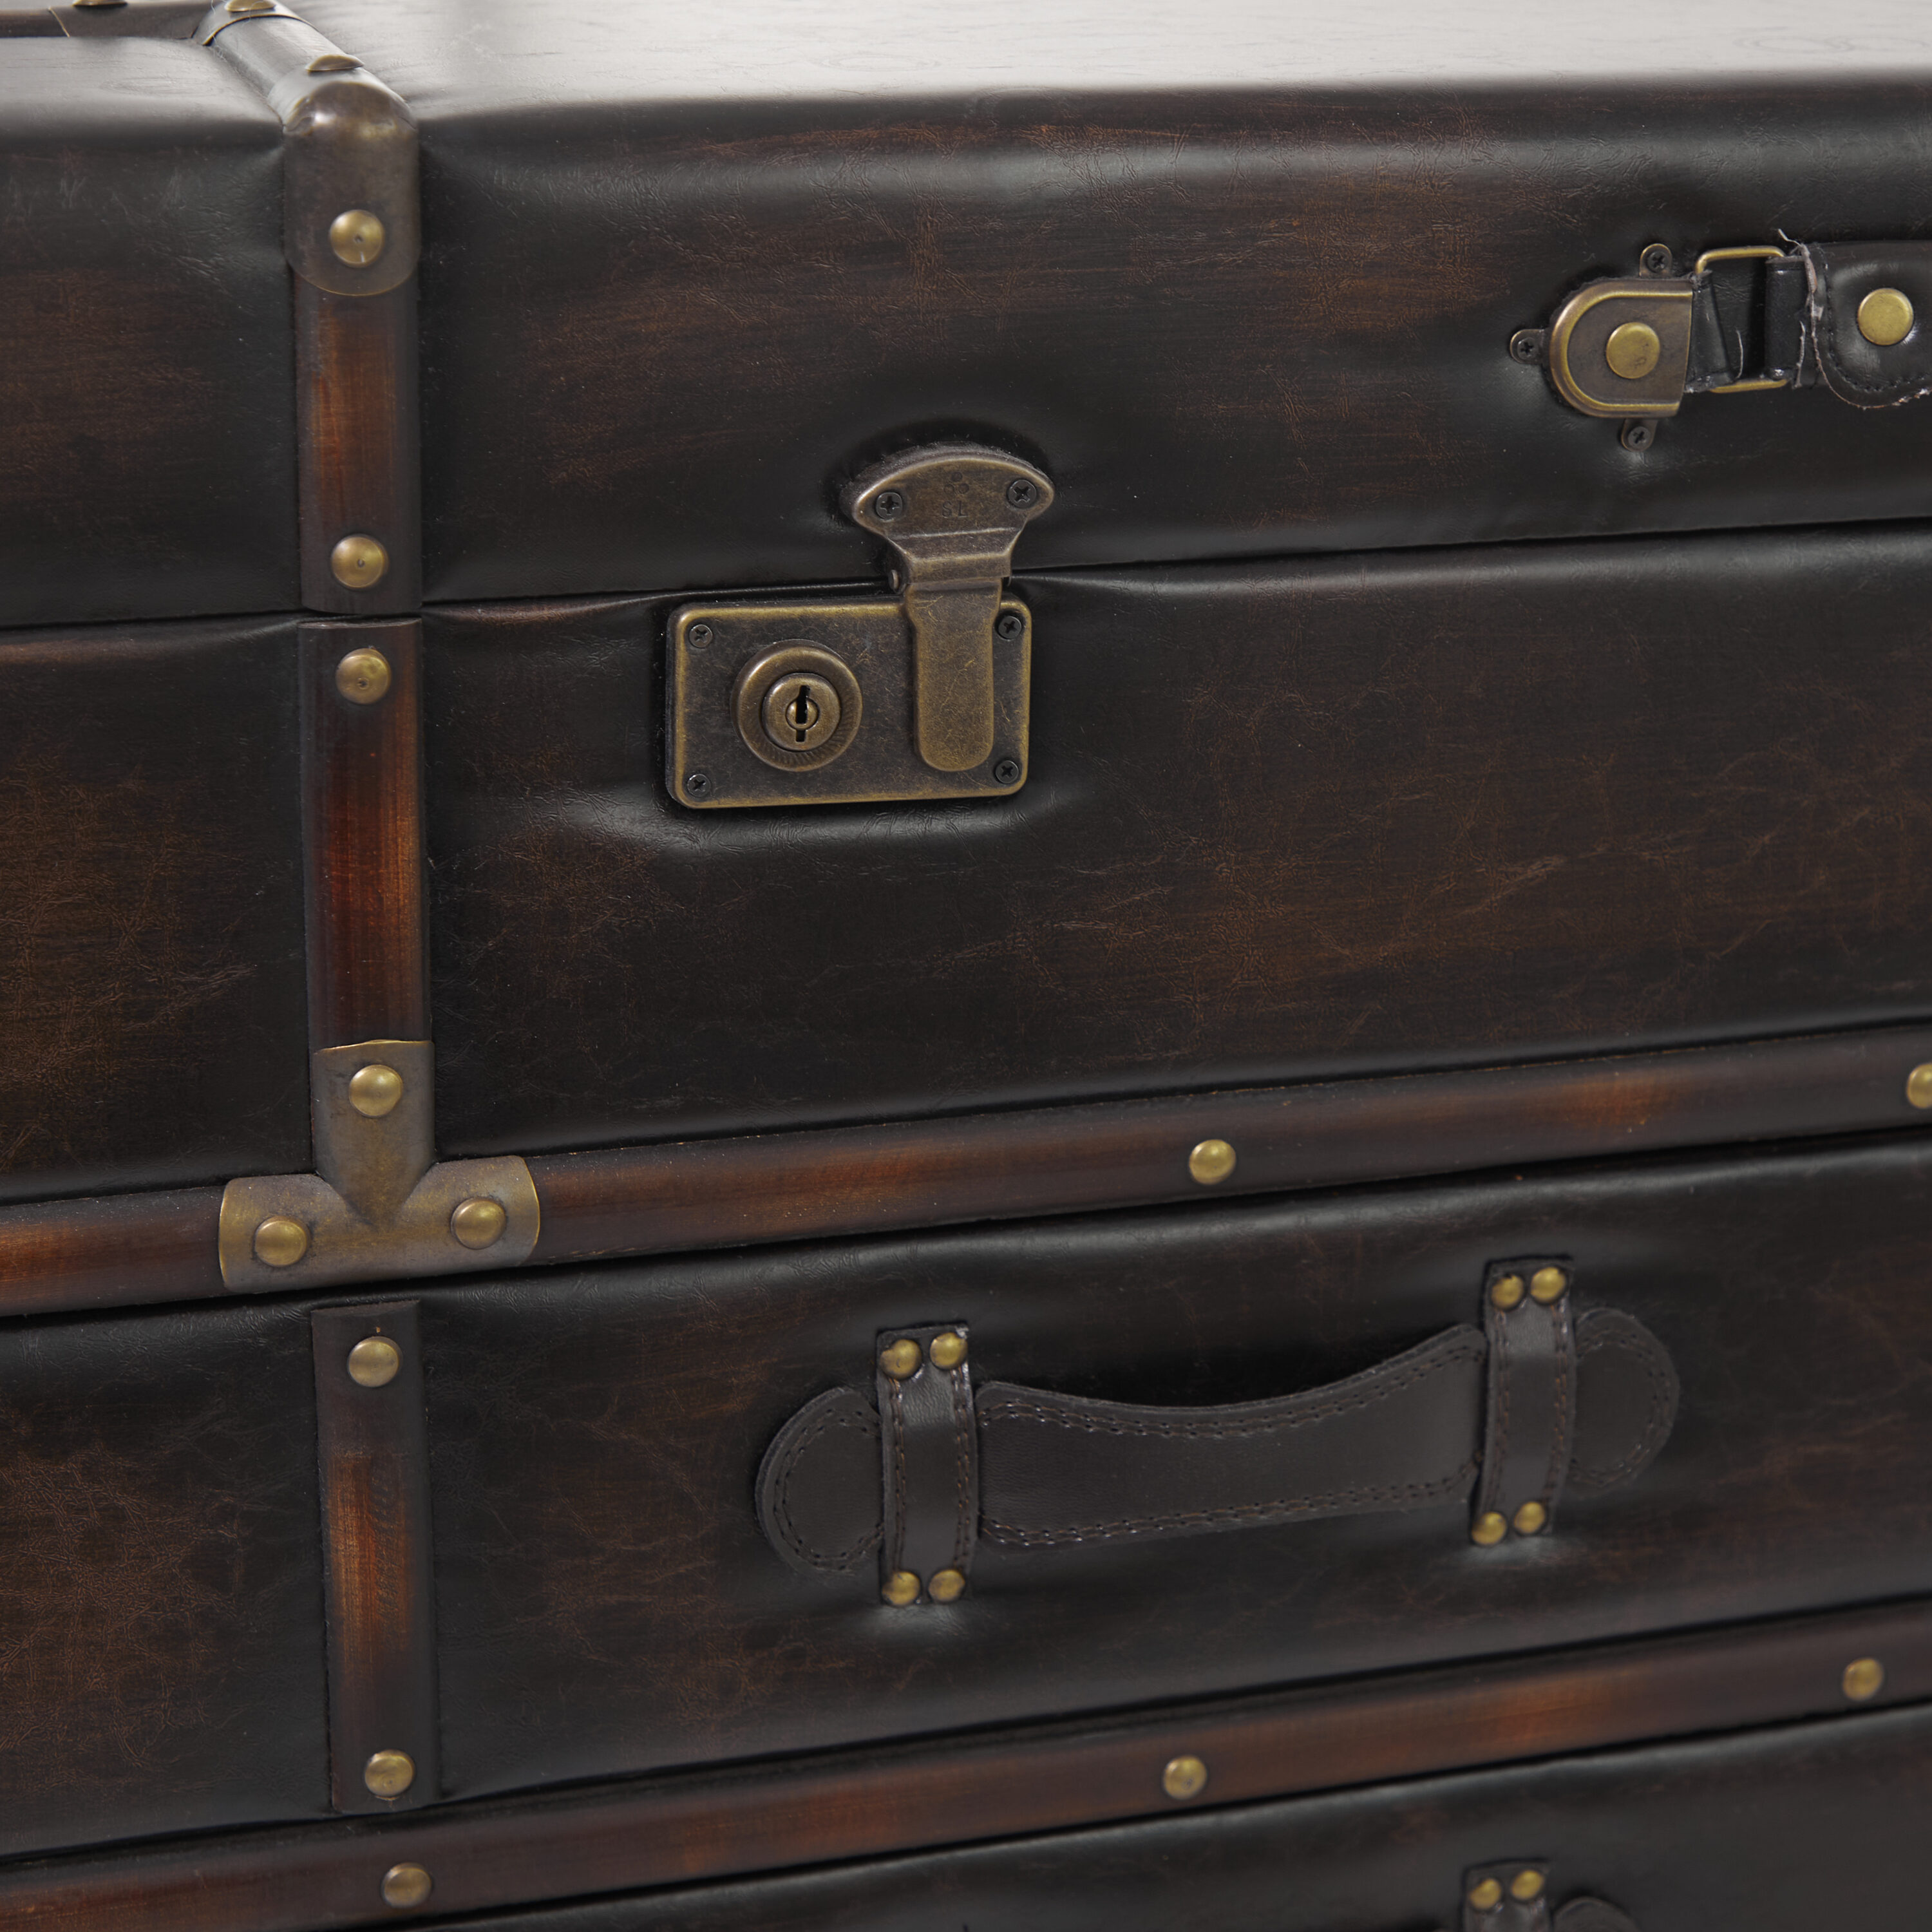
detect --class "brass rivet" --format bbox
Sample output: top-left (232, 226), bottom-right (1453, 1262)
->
top-left (1908, 1063), bottom-right (1932, 1110)
top-left (1530, 1265), bottom-right (1568, 1304)
top-left (1843, 1656), bottom-right (1886, 1701)
top-left (449, 1196), bottom-right (508, 1250)
top-left (363, 1748), bottom-right (415, 1797)
top-left (880, 1339), bottom-right (922, 1379)
top-left (1161, 1754), bottom-right (1208, 1801)
top-left (1510, 1870), bottom-right (1546, 1904)
top-left (347, 1336), bottom-right (401, 1388)
top-left (381, 1864), bottom-right (432, 1911)
top-left (1857, 287), bottom-right (1915, 347)
top-left (330, 534), bottom-right (390, 591)
top-left (329, 208), bottom-right (387, 269)
top-left (929, 1567), bottom-right (966, 1602)
top-left (348, 1062), bottom-right (404, 1118)
top-left (1467, 1879), bottom-right (1504, 1912)
top-left (252, 1215), bottom-right (309, 1269)
top-left (1489, 1273), bottom-right (1525, 1311)
top-left (307, 52), bottom-right (359, 71)
top-left (1188, 1138), bottom-right (1236, 1186)
top-left (334, 646), bottom-right (392, 704)
top-left (1604, 319), bottom-right (1662, 380)
top-left (1471, 1511), bottom-right (1508, 1547)
top-left (882, 1570), bottom-right (920, 1607)
top-left (1511, 1499), bottom-right (1548, 1536)
top-left (928, 1331), bottom-right (967, 1370)
top-left (225, 0), bottom-right (273, 12)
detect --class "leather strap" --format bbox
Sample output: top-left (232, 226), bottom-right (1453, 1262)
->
top-left (757, 1278), bottom-right (1677, 1589)
top-left (1473, 1260), bottom-right (1575, 1540)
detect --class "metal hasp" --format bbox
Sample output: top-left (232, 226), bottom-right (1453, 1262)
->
top-left (842, 445), bottom-right (1054, 773)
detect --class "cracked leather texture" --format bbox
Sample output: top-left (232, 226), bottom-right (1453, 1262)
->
top-left (0, 43), bottom-right (297, 627)
top-left (425, 527), bottom-right (1932, 1157)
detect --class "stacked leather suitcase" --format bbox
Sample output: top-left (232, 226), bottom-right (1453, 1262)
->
top-left (6, 2), bottom-right (1932, 1926)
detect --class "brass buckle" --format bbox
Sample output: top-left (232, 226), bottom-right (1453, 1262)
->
top-left (1693, 246), bottom-right (1794, 394)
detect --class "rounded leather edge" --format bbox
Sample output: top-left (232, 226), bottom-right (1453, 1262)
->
top-left (1568, 1306), bottom-right (1680, 1495)
top-left (1554, 1897), bottom-right (1641, 1932)
top-left (755, 1385), bottom-right (882, 1578)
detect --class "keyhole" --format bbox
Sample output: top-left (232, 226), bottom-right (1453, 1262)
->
top-left (788, 685), bottom-right (819, 743)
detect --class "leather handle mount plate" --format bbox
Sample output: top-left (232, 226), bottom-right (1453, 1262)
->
top-left (757, 1261), bottom-right (1678, 1605)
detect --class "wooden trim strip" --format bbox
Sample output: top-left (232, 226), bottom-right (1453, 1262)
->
top-left (311, 1302), bottom-right (440, 1817)
top-left (5, 1596), bottom-right (1929, 1931)
top-left (0, 1186), bottom-right (223, 1319)
top-left (527, 1022), bottom-right (1932, 1264)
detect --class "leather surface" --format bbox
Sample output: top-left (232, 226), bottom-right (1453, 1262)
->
top-left (1804, 242), bottom-right (1932, 406)
top-left (417, 1132), bottom-right (1932, 1803)
top-left (1475, 1271), bottom-right (1575, 1535)
top-left (298, 1), bottom-right (1932, 599)
top-left (453, 1703), bottom-right (1932, 1931)
top-left (0, 43), bottom-right (296, 628)
top-left (425, 527), bottom-right (1932, 1156)
top-left (0, 616), bottom-right (310, 1205)
top-left (875, 1323), bottom-right (977, 1594)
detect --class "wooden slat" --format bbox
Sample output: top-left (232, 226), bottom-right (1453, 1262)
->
top-left (0, 1186), bottom-right (224, 1318)
top-left (6, 1596), bottom-right (1929, 1931)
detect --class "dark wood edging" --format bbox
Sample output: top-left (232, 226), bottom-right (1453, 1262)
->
top-left (5, 1023), bottom-right (1932, 1320)
top-left (6, 1596), bottom-right (1929, 1931)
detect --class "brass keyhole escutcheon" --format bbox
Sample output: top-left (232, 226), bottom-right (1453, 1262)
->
top-left (732, 642), bottom-right (863, 773)
top-left (761, 673), bottom-right (841, 752)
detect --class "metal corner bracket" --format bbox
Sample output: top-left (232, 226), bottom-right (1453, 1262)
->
top-left (218, 1041), bottom-right (539, 1291)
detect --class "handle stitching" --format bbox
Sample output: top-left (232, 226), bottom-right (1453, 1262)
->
top-left (770, 1406), bottom-right (882, 1571)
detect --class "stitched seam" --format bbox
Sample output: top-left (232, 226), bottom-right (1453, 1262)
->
top-left (976, 1340), bottom-right (1483, 1441)
top-left (1492, 1301), bottom-right (1512, 1506)
top-left (1542, 1303), bottom-right (1572, 1507)
top-left (771, 1410), bottom-right (881, 1570)
top-left (887, 1374), bottom-right (907, 1574)
top-left (1571, 1331), bottom-right (1676, 1486)
top-left (951, 1364), bottom-right (972, 1570)
top-left (981, 1459), bottom-right (1478, 1548)
top-left (1815, 274), bottom-right (1932, 397)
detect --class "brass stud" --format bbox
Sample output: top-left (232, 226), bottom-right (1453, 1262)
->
top-left (1857, 287), bottom-right (1915, 347)
top-left (334, 646), bottom-right (392, 704)
top-left (1188, 1138), bottom-right (1236, 1186)
top-left (1843, 1656), bottom-right (1886, 1702)
top-left (1908, 1063), bottom-right (1932, 1110)
top-left (348, 1062), bottom-right (404, 1118)
top-left (882, 1569), bottom-right (920, 1607)
top-left (347, 1336), bottom-right (401, 1388)
top-left (330, 534), bottom-right (390, 592)
top-left (448, 1196), bottom-right (508, 1250)
top-left (381, 1863), bottom-right (433, 1911)
top-left (1530, 1265), bottom-right (1568, 1304)
top-left (363, 1748), bottom-right (415, 1797)
top-left (1467, 1878), bottom-right (1504, 1912)
top-left (1471, 1511), bottom-right (1508, 1546)
top-left (252, 1215), bottom-right (309, 1269)
top-left (928, 1567), bottom-right (966, 1602)
top-left (1510, 1870), bottom-right (1547, 1904)
top-left (880, 1338), bottom-right (922, 1379)
top-left (1489, 1273), bottom-right (1525, 1311)
top-left (928, 1331), bottom-right (967, 1370)
top-left (1512, 1499), bottom-right (1548, 1536)
top-left (1604, 319), bottom-right (1662, 380)
top-left (329, 208), bottom-right (388, 269)
top-left (1161, 1754), bottom-right (1208, 1801)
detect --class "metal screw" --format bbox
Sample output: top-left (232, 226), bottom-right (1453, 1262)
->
top-left (328, 209), bottom-right (386, 269)
top-left (1640, 242), bottom-right (1674, 276)
top-left (330, 533), bottom-right (389, 590)
top-left (993, 758), bottom-right (1022, 785)
top-left (685, 772), bottom-right (710, 796)
top-left (1620, 418), bottom-right (1656, 453)
top-left (1508, 329), bottom-right (1545, 365)
top-left (1006, 477), bottom-right (1039, 509)
top-left (334, 647), bottom-right (392, 705)
top-left (994, 611), bottom-right (1025, 642)
top-left (873, 489), bottom-right (905, 522)
top-left (687, 622), bottom-right (713, 645)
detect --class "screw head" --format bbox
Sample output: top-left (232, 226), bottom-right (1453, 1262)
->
top-left (252, 1216), bottom-right (309, 1269)
top-left (882, 1569), bottom-right (920, 1607)
top-left (330, 533), bottom-right (389, 591)
top-left (1005, 477), bottom-right (1040, 509)
top-left (1188, 1138), bottom-right (1236, 1185)
top-left (928, 1331), bottom-right (967, 1369)
top-left (1620, 419), bottom-right (1656, 453)
top-left (381, 1864), bottom-right (433, 1911)
top-left (992, 757), bottom-right (1022, 786)
top-left (346, 1336), bottom-right (401, 1388)
top-left (1512, 1499), bottom-right (1548, 1536)
top-left (334, 647), bottom-right (392, 704)
top-left (1508, 329), bottom-right (1544, 364)
top-left (328, 208), bottom-right (387, 269)
top-left (994, 611), bottom-right (1025, 642)
top-left (1471, 1511), bottom-right (1509, 1547)
top-left (348, 1062), bottom-right (404, 1118)
top-left (685, 772), bottom-right (710, 796)
top-left (687, 622), bottom-right (713, 645)
top-left (1640, 242), bottom-right (1674, 276)
top-left (450, 1197), bottom-right (508, 1250)
top-left (880, 1338), bottom-right (922, 1379)
top-left (928, 1567), bottom-right (967, 1602)
top-left (1844, 1656), bottom-right (1886, 1701)
top-left (1161, 1754), bottom-right (1208, 1801)
top-left (363, 1748), bottom-right (415, 1797)
top-left (1530, 1265), bottom-right (1568, 1303)
top-left (873, 489), bottom-right (905, 522)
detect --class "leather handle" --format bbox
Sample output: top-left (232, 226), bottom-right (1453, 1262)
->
top-left (757, 1285), bottom-right (1678, 1592)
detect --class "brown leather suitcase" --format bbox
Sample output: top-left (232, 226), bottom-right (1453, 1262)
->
top-left (7, 3), bottom-right (1932, 1927)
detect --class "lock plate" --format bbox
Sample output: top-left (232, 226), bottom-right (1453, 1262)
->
top-left (667, 598), bottom-right (1030, 809)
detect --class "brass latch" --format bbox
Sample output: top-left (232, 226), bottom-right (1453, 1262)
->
top-left (667, 442), bottom-right (1053, 809)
